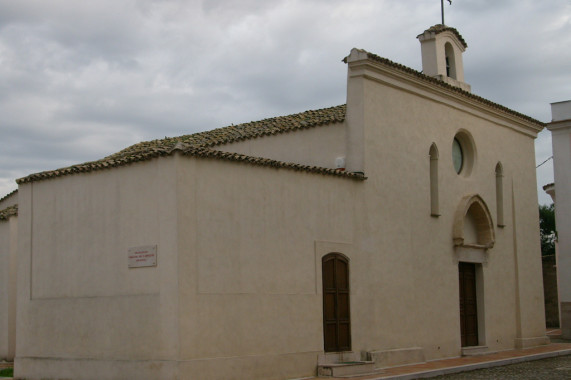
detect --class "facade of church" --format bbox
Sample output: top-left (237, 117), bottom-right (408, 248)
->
top-left (2, 26), bottom-right (549, 379)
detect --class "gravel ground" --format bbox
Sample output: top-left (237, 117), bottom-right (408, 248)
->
top-left (432, 354), bottom-right (571, 379)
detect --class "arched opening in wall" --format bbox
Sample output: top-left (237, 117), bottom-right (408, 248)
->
top-left (322, 253), bottom-right (351, 352)
top-left (453, 195), bottom-right (495, 249)
top-left (453, 195), bottom-right (491, 350)
top-left (465, 203), bottom-right (493, 245)
top-left (495, 162), bottom-right (505, 227)
top-left (429, 143), bottom-right (439, 217)
top-left (445, 42), bottom-right (457, 79)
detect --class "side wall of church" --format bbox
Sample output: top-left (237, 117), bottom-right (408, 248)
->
top-left (14, 157), bottom-right (182, 380)
top-left (175, 157), bottom-right (360, 379)
top-left (0, 214), bottom-right (17, 361)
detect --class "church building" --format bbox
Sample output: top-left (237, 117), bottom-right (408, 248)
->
top-left (2, 25), bottom-right (548, 380)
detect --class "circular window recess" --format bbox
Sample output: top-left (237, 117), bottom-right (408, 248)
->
top-left (452, 130), bottom-right (476, 176)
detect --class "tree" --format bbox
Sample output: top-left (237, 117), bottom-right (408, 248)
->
top-left (539, 204), bottom-right (556, 256)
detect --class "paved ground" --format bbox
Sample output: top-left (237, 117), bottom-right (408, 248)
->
top-left (319, 337), bottom-right (571, 379)
top-left (3, 330), bottom-right (570, 379)
top-left (431, 354), bottom-right (571, 379)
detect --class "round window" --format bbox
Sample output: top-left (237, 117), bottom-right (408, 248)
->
top-left (452, 138), bottom-right (463, 174)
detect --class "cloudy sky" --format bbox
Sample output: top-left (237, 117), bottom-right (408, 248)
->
top-left (0, 0), bottom-right (569, 204)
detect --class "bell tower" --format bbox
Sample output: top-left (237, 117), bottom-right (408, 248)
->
top-left (417, 25), bottom-right (471, 92)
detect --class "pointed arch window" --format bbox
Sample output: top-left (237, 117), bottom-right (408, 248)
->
top-left (429, 143), bottom-right (440, 217)
top-left (495, 162), bottom-right (505, 227)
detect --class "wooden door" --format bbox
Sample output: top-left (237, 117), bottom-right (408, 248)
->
top-left (459, 262), bottom-right (478, 347)
top-left (323, 253), bottom-right (351, 352)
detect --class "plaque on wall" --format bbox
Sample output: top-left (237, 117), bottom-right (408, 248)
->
top-left (128, 245), bottom-right (157, 268)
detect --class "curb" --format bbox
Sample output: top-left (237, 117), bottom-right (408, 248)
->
top-left (372, 348), bottom-right (571, 379)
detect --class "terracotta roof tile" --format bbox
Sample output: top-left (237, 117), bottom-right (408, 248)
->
top-left (344, 50), bottom-right (544, 128)
top-left (179, 146), bottom-right (366, 180)
top-left (419, 24), bottom-right (468, 48)
top-left (16, 105), bottom-right (362, 184)
top-left (0, 204), bottom-right (17, 221)
top-left (107, 105), bottom-right (346, 161)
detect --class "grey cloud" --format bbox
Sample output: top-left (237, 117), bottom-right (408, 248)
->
top-left (0, 0), bottom-right (567, 201)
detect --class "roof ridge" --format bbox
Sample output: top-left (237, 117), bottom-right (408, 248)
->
top-left (107, 104), bottom-right (346, 160)
top-left (180, 147), bottom-right (366, 180)
top-left (17, 146), bottom-right (365, 184)
top-left (17, 105), bottom-right (349, 184)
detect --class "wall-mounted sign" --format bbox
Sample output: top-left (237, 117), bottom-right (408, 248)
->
top-left (128, 245), bottom-right (157, 268)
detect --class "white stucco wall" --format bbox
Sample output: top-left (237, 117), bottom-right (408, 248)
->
top-left (15, 157), bottom-right (182, 379)
top-left (0, 190), bottom-right (17, 210)
top-left (217, 121), bottom-right (346, 169)
top-left (348, 58), bottom-right (546, 352)
top-left (176, 158), bottom-right (359, 379)
top-left (548, 100), bottom-right (571, 337)
top-left (0, 214), bottom-right (17, 361)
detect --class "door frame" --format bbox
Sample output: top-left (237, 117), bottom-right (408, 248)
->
top-left (322, 252), bottom-right (351, 352)
top-left (458, 261), bottom-right (486, 347)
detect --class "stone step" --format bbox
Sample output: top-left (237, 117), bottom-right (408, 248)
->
top-left (368, 347), bottom-right (426, 368)
top-left (317, 360), bottom-right (377, 377)
top-left (462, 345), bottom-right (496, 356)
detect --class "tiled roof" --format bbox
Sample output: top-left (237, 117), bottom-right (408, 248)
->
top-left (17, 105), bottom-right (364, 184)
top-left (344, 50), bottom-right (544, 128)
top-left (419, 24), bottom-right (468, 48)
top-left (107, 105), bottom-right (346, 161)
top-left (0, 189), bottom-right (17, 204)
top-left (0, 205), bottom-right (17, 221)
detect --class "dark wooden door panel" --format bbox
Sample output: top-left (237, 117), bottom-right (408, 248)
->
top-left (459, 262), bottom-right (478, 347)
top-left (323, 253), bottom-right (351, 352)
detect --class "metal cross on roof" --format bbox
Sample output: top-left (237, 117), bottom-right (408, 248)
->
top-left (441, 0), bottom-right (452, 25)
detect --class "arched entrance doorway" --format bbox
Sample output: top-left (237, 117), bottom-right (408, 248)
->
top-left (453, 195), bottom-right (495, 348)
top-left (322, 253), bottom-right (351, 352)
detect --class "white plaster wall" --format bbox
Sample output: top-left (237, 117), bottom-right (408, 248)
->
top-left (551, 126), bottom-right (571, 302)
top-left (15, 156), bottom-right (181, 379)
top-left (0, 219), bottom-right (8, 359)
top-left (548, 101), bottom-right (571, 336)
top-left (351, 69), bottom-right (546, 356)
top-left (0, 191), bottom-right (17, 210)
top-left (0, 215), bottom-right (17, 361)
top-left (176, 158), bottom-right (359, 379)
top-left (217, 121), bottom-right (346, 169)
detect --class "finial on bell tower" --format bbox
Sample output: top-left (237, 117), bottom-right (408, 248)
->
top-left (441, 0), bottom-right (452, 25)
top-left (417, 25), bottom-right (471, 92)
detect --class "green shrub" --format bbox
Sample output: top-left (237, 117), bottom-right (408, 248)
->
top-left (0, 367), bottom-right (13, 377)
